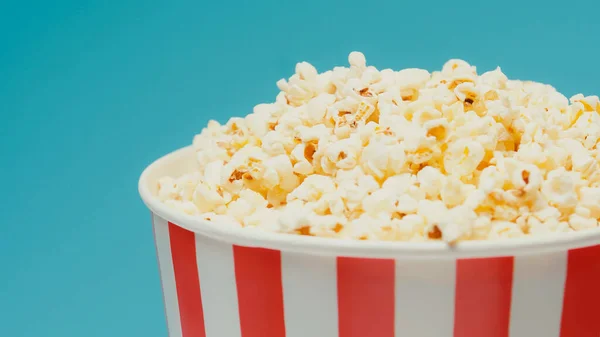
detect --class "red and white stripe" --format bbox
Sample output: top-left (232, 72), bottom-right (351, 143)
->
top-left (152, 215), bottom-right (183, 337)
top-left (152, 214), bottom-right (600, 337)
top-left (394, 259), bottom-right (456, 337)
top-left (281, 252), bottom-right (338, 337)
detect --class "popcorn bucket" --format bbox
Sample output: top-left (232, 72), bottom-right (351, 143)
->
top-left (140, 146), bottom-right (600, 337)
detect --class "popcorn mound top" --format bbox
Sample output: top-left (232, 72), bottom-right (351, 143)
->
top-left (157, 52), bottom-right (600, 243)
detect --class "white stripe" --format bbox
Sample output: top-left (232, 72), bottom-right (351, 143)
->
top-left (152, 214), bottom-right (183, 337)
top-left (509, 251), bottom-right (567, 337)
top-left (281, 252), bottom-right (338, 337)
top-left (194, 234), bottom-right (242, 337)
top-left (395, 259), bottom-right (456, 337)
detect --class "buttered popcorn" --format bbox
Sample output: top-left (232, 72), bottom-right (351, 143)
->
top-left (157, 52), bottom-right (600, 242)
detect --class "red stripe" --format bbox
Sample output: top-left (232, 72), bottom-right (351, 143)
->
top-left (560, 244), bottom-right (600, 337)
top-left (454, 256), bottom-right (513, 337)
top-left (169, 222), bottom-right (206, 337)
top-left (233, 246), bottom-right (286, 337)
top-left (337, 257), bottom-right (395, 337)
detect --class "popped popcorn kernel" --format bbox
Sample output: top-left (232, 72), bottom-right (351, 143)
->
top-left (157, 52), bottom-right (600, 243)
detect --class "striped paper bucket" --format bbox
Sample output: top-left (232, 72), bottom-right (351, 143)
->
top-left (140, 146), bottom-right (600, 337)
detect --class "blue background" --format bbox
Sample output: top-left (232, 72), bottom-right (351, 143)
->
top-left (1, 0), bottom-right (598, 336)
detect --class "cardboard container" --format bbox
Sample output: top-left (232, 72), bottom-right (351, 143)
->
top-left (140, 146), bottom-right (600, 337)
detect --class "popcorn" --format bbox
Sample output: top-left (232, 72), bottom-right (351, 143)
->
top-left (443, 139), bottom-right (485, 177)
top-left (348, 51), bottom-right (366, 68)
top-left (158, 51), bottom-right (600, 242)
top-left (489, 220), bottom-right (525, 239)
top-left (243, 208), bottom-right (279, 230)
top-left (440, 177), bottom-right (474, 208)
top-left (322, 136), bottom-right (361, 171)
top-left (290, 143), bottom-right (315, 175)
top-left (362, 189), bottom-right (396, 216)
top-left (417, 166), bottom-right (446, 198)
top-left (568, 213), bottom-right (597, 231)
top-left (579, 187), bottom-right (600, 218)
top-left (157, 176), bottom-right (178, 201)
top-left (277, 200), bottom-right (312, 232)
top-left (261, 131), bottom-right (288, 156)
top-left (360, 139), bottom-right (392, 179)
top-left (541, 168), bottom-right (579, 211)
top-left (288, 175), bottom-right (336, 203)
top-left (394, 214), bottom-right (426, 240)
top-left (165, 200), bottom-right (199, 215)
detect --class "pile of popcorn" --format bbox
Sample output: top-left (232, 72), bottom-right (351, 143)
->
top-left (157, 52), bottom-right (600, 242)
